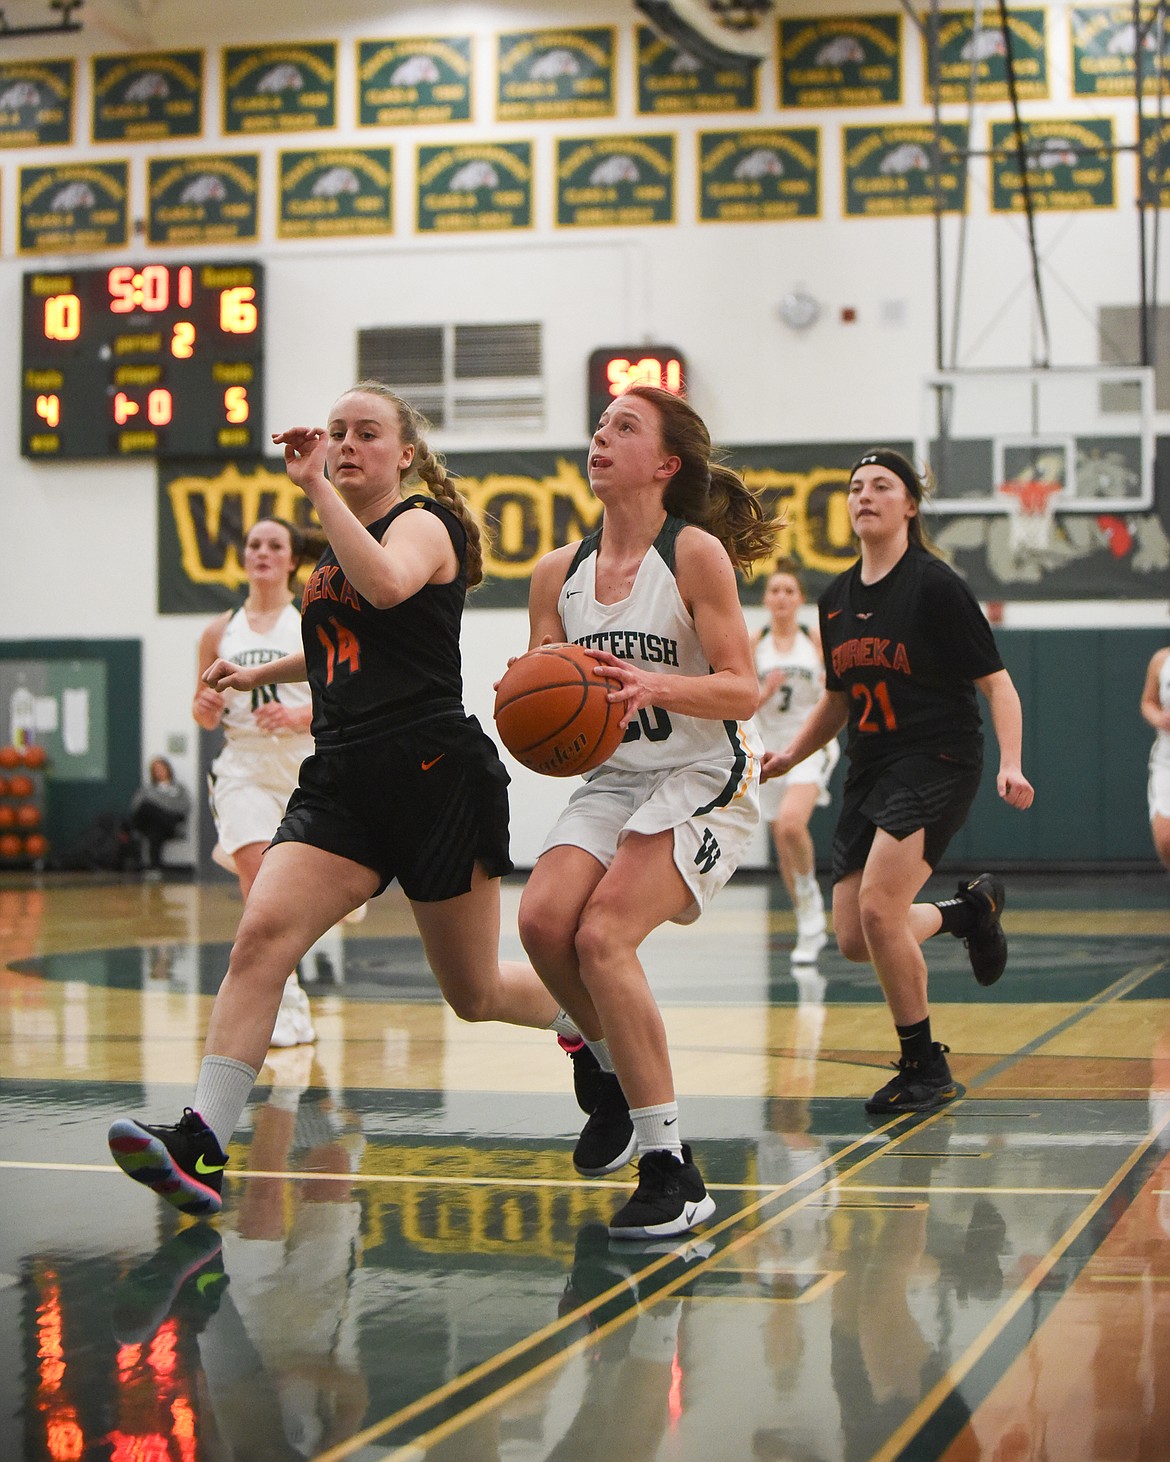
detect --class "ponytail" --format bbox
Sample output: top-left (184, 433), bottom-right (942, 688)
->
top-left (625, 385), bottom-right (783, 572)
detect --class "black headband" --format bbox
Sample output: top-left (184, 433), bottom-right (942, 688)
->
top-left (850, 450), bottom-right (921, 500)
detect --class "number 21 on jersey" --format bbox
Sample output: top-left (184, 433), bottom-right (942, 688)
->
top-left (852, 680), bottom-right (897, 733)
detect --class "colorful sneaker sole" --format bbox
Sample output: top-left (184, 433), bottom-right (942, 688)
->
top-left (609, 1192), bottom-right (717, 1241)
top-left (108, 1120), bottom-right (223, 1216)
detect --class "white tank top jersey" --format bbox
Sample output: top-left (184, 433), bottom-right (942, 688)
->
top-left (754, 626), bottom-right (826, 747)
top-left (557, 517), bottom-right (763, 777)
top-left (217, 603), bottom-right (312, 737)
top-left (1153, 651), bottom-right (1170, 770)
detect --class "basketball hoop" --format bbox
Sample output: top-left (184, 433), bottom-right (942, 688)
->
top-left (996, 478), bottom-right (1064, 554)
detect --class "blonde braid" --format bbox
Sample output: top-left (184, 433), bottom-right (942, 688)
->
top-left (412, 444), bottom-right (486, 589)
top-left (346, 381), bottom-right (487, 588)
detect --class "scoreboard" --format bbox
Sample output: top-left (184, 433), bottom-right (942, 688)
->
top-left (21, 260), bottom-right (264, 459)
top-left (587, 345), bottom-right (686, 434)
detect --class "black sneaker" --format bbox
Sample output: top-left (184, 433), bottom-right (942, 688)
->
top-left (957, 873), bottom-right (1007, 987)
top-left (112, 1225), bottom-right (227, 1345)
top-left (108, 1108), bottom-right (228, 1217)
top-left (608, 1144), bottom-right (716, 1240)
top-left (864, 1042), bottom-right (964, 1115)
top-left (556, 1222), bottom-right (641, 1343)
top-left (573, 1074), bottom-right (636, 1177)
top-left (557, 1035), bottom-right (608, 1114)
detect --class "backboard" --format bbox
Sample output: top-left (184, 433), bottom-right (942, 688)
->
top-left (916, 366), bottom-right (1155, 514)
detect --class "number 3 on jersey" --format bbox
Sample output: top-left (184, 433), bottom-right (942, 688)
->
top-left (316, 616), bottom-right (361, 685)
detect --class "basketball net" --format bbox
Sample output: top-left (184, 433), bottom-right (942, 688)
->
top-left (996, 478), bottom-right (1064, 554)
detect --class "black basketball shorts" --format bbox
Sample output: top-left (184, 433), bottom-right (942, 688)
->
top-left (830, 752), bottom-right (983, 883)
top-left (270, 714), bottom-right (513, 901)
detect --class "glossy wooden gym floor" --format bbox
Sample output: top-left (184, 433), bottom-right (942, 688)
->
top-left (1, 867), bottom-right (1168, 1461)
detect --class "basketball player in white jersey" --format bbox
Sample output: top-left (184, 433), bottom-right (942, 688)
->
top-left (1141, 643), bottom-right (1170, 876)
top-left (193, 517), bottom-right (319, 1046)
top-left (754, 561), bottom-right (839, 967)
top-left (519, 384), bottom-right (781, 1239)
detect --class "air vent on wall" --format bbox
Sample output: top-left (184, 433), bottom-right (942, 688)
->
top-left (357, 322), bottom-right (543, 431)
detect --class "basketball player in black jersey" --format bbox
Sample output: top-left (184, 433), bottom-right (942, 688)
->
top-left (762, 449), bottom-right (1033, 1114)
top-left (108, 383), bottom-right (585, 1215)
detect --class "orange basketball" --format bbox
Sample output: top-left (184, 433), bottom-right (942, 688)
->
top-left (23, 833), bottom-right (49, 860)
top-left (0, 807), bottom-right (13, 829)
top-left (22, 744), bottom-right (46, 769)
top-left (7, 775), bottom-right (33, 799)
top-left (0, 746), bottom-right (18, 769)
top-left (494, 643), bottom-right (625, 777)
top-left (0, 834), bottom-right (22, 859)
top-left (16, 805), bottom-right (40, 829)
top-left (0, 778), bottom-right (8, 798)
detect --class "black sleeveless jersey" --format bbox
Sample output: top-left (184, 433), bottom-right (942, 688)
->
top-left (301, 495), bottom-right (467, 748)
top-left (818, 544), bottom-right (1003, 775)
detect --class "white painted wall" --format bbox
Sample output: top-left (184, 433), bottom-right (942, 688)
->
top-left (3, 0), bottom-right (1167, 866)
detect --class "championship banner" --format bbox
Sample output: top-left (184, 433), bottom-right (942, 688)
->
top-left (927, 9), bottom-right (1048, 102)
top-left (0, 59), bottom-right (73, 147)
top-left (778, 15), bottom-right (902, 108)
top-left (496, 27), bottom-right (615, 121)
top-left (157, 443), bottom-right (1170, 613)
top-left (416, 141), bottom-right (532, 233)
top-left (357, 36), bottom-right (473, 126)
top-left (92, 51), bottom-right (203, 141)
top-left (222, 43), bottom-right (336, 134)
top-left (699, 128), bottom-right (820, 221)
top-left (146, 153), bottom-right (259, 246)
top-left (556, 134), bottom-right (675, 227)
top-left (843, 123), bottom-right (969, 216)
top-left (990, 117), bottom-right (1115, 212)
top-left (1070, 4), bottom-right (1170, 96)
top-left (278, 147), bottom-right (392, 238)
top-left (636, 25), bottom-right (758, 114)
top-left (19, 161), bottom-right (127, 253)
top-left (1140, 115), bottom-right (1170, 206)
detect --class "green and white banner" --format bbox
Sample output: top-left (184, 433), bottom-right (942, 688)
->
top-left (497, 27), bottom-right (615, 121)
top-left (279, 147), bottom-right (392, 238)
top-left (556, 134), bottom-right (675, 227)
top-left (92, 51), bottom-right (202, 141)
top-left (358, 36), bottom-right (473, 126)
top-left (416, 142), bottom-right (533, 232)
top-left (778, 15), bottom-right (902, 108)
top-left (699, 128), bottom-right (820, 221)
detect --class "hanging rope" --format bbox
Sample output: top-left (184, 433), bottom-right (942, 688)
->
top-left (996, 0), bottom-right (1051, 366)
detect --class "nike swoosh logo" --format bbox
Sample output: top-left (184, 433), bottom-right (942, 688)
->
top-left (565, 590), bottom-right (582, 598)
top-left (421, 755), bottom-right (445, 771)
top-left (195, 1273), bottom-right (224, 1296)
top-left (663, 1117), bottom-right (677, 1126)
top-left (194, 1155), bottom-right (226, 1175)
top-left (827, 610), bottom-right (842, 619)
top-left (684, 1203), bottom-right (700, 1223)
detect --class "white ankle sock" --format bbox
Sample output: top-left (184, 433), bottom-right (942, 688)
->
top-left (549, 1009), bottom-right (580, 1039)
top-left (194, 1055), bottom-right (259, 1151)
top-left (585, 1037), bottom-right (615, 1073)
top-left (631, 1101), bottom-right (683, 1157)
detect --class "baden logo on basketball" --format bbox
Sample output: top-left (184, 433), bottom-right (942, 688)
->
top-left (493, 642), bottom-right (625, 778)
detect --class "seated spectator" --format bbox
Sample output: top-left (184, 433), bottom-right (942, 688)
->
top-left (125, 757), bottom-right (190, 872)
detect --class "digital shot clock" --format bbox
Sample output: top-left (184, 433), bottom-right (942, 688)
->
top-left (586, 345), bottom-right (686, 435)
top-left (21, 260), bottom-right (264, 459)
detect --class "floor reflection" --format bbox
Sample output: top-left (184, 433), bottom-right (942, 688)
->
top-left (1, 871), bottom-right (1168, 1459)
